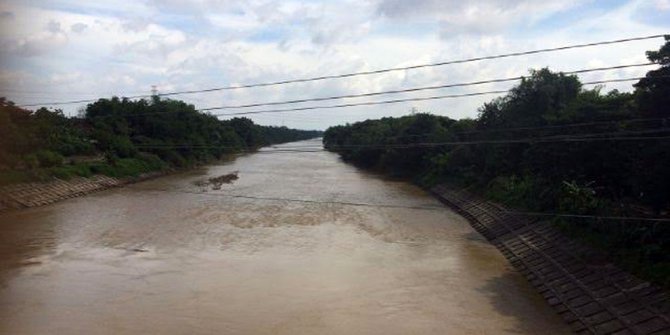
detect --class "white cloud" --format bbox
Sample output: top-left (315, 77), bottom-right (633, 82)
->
top-left (0, 11), bottom-right (14, 19)
top-left (113, 25), bottom-right (189, 60)
top-left (46, 20), bottom-right (61, 33)
top-left (0, 0), bottom-right (667, 130)
top-left (7, 31), bottom-right (69, 57)
top-left (376, 0), bottom-right (586, 36)
top-left (654, 0), bottom-right (670, 11)
top-left (70, 22), bottom-right (88, 33)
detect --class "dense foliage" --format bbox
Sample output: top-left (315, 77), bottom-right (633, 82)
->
top-left (0, 96), bottom-right (321, 183)
top-left (324, 37), bottom-right (670, 287)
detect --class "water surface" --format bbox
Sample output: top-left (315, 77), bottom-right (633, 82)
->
top-left (0, 139), bottom-right (570, 334)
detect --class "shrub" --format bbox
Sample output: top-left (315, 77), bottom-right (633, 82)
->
top-left (90, 163), bottom-right (115, 176)
top-left (22, 154), bottom-right (40, 169)
top-left (53, 163), bottom-right (94, 179)
top-left (557, 180), bottom-right (601, 214)
top-left (35, 150), bottom-right (64, 168)
top-left (485, 175), bottom-right (551, 210)
top-left (90, 158), bottom-right (159, 178)
top-left (0, 170), bottom-right (33, 185)
top-left (137, 152), bottom-right (167, 171)
top-left (158, 150), bottom-right (187, 167)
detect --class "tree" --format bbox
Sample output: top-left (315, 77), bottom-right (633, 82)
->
top-left (634, 35), bottom-right (670, 117)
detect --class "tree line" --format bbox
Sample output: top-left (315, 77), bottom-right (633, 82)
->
top-left (0, 96), bottom-right (321, 184)
top-left (323, 36), bottom-right (670, 287)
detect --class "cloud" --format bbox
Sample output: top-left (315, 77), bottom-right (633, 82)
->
top-left (7, 31), bottom-right (69, 57)
top-left (654, 0), bottom-right (670, 10)
top-left (46, 20), bottom-right (61, 33)
top-left (0, 11), bottom-right (14, 19)
top-left (631, 0), bottom-right (670, 26)
top-left (121, 17), bottom-right (151, 32)
top-left (113, 24), bottom-right (189, 60)
top-left (0, 0), bottom-right (666, 130)
top-left (70, 22), bottom-right (88, 33)
top-left (376, 0), bottom-right (585, 36)
top-left (144, 0), bottom-right (248, 18)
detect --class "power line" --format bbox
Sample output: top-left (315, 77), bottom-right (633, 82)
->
top-left (131, 129), bottom-right (670, 151)
top-left (134, 146), bottom-right (324, 153)
top-left (506, 211), bottom-right (670, 223)
top-left (336, 135), bottom-right (670, 146)
top-left (131, 146), bottom-right (327, 155)
top-left (17, 34), bottom-right (667, 108)
top-left (198, 63), bottom-right (654, 111)
top-left (95, 35), bottom-right (670, 96)
top-left (304, 125), bottom-right (670, 146)
top-left (142, 188), bottom-right (446, 211)
top-left (386, 118), bottom-right (670, 139)
top-left (131, 187), bottom-right (670, 222)
top-left (133, 120), bottom-right (670, 149)
top-left (98, 67), bottom-right (663, 119)
top-left (209, 90), bottom-right (504, 116)
top-left (325, 135), bottom-right (670, 148)
top-left (209, 76), bottom-right (657, 117)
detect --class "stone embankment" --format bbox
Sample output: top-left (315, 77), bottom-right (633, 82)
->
top-left (431, 185), bottom-right (670, 335)
top-left (0, 172), bottom-right (163, 213)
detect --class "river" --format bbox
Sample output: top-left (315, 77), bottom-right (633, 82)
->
top-left (0, 139), bottom-right (570, 334)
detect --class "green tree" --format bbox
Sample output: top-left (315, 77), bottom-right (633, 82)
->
top-left (634, 35), bottom-right (670, 117)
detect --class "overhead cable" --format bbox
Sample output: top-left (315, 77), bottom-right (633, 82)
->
top-left (17, 34), bottom-right (666, 108)
top-left (210, 76), bottom-right (657, 117)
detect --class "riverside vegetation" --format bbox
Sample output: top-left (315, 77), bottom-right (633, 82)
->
top-left (0, 96), bottom-right (321, 185)
top-left (323, 37), bottom-right (670, 287)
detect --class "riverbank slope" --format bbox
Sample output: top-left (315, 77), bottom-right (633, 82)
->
top-left (431, 185), bottom-right (670, 334)
top-left (0, 171), bottom-right (165, 213)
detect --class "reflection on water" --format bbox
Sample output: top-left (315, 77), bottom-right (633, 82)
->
top-left (0, 139), bottom-right (570, 334)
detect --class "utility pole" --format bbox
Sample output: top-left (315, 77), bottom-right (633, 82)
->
top-left (151, 85), bottom-right (158, 96)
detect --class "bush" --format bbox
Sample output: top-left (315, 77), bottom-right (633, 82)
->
top-left (22, 154), bottom-right (40, 169)
top-left (0, 170), bottom-right (33, 185)
top-left (118, 158), bottom-right (157, 176)
top-left (557, 180), bottom-right (601, 214)
top-left (137, 152), bottom-right (167, 171)
top-left (90, 163), bottom-right (115, 176)
top-left (95, 133), bottom-right (137, 158)
top-left (158, 150), bottom-right (187, 167)
top-left (91, 158), bottom-right (159, 178)
top-left (49, 164), bottom-right (93, 180)
top-left (485, 175), bottom-right (540, 209)
top-left (35, 150), bottom-right (64, 168)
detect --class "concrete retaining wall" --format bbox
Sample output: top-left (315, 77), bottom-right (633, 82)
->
top-left (0, 175), bottom-right (121, 212)
top-left (431, 185), bottom-right (670, 335)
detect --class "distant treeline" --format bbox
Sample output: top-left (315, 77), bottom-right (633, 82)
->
top-left (0, 97), bottom-right (321, 184)
top-left (323, 37), bottom-right (670, 287)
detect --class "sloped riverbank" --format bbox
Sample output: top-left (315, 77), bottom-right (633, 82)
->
top-left (431, 185), bottom-right (670, 335)
top-left (0, 172), bottom-right (165, 212)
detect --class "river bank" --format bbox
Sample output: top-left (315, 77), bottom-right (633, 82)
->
top-left (0, 171), bottom-right (167, 213)
top-left (431, 184), bottom-right (670, 334)
top-left (0, 151), bottom-right (249, 213)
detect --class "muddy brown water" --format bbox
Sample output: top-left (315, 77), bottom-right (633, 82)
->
top-left (0, 139), bottom-right (571, 334)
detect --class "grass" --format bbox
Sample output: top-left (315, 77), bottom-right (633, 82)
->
top-left (0, 170), bottom-right (35, 185)
top-left (0, 154), bottom-right (168, 186)
top-left (48, 163), bottom-right (94, 180)
top-left (554, 218), bottom-right (670, 289)
top-left (91, 157), bottom-right (167, 178)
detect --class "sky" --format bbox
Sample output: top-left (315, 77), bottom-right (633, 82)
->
top-left (0, 0), bottom-right (668, 130)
